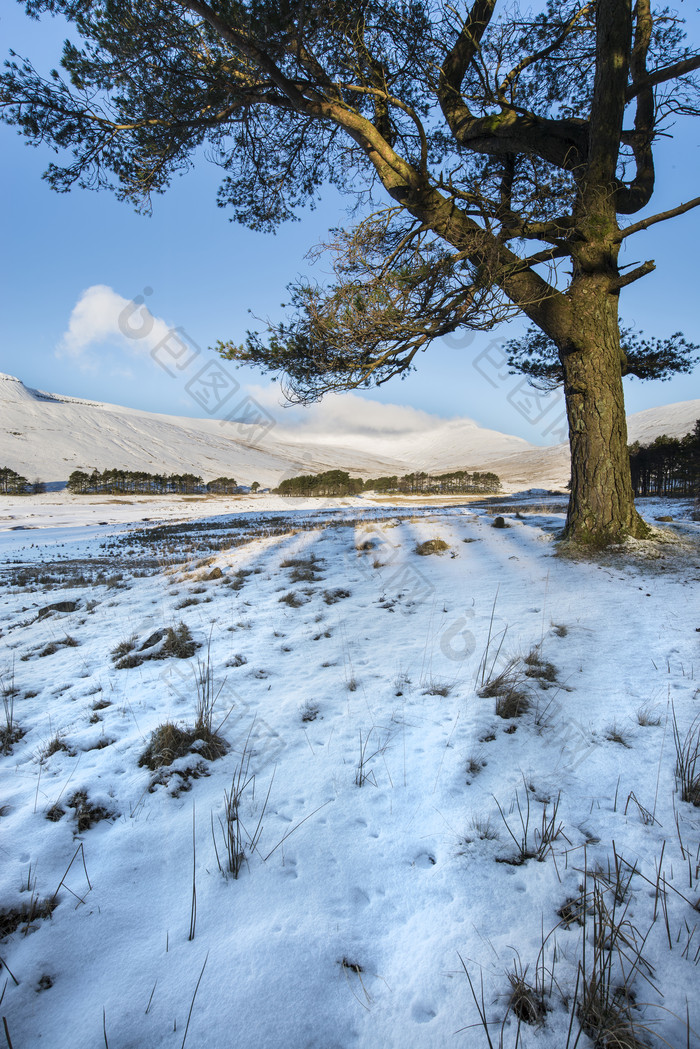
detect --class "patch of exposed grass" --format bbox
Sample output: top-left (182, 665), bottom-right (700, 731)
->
top-left (605, 722), bottom-right (632, 748)
top-left (113, 623), bottom-right (197, 668)
top-left (480, 657), bottom-right (531, 718)
top-left (279, 591), bottom-right (305, 608)
top-left (422, 680), bottom-right (452, 697)
top-left (0, 896), bottom-right (58, 940)
top-left (111, 634), bottom-right (137, 662)
top-left (415, 538), bottom-right (449, 555)
top-left (139, 720), bottom-right (226, 772)
top-left (323, 588), bottom-right (351, 604)
top-left (524, 647), bottom-right (558, 685)
top-left (176, 596), bottom-right (200, 609)
top-left (672, 705), bottom-right (700, 806)
top-left (67, 790), bottom-right (116, 832)
top-left (466, 755), bottom-right (486, 781)
top-left (37, 732), bottom-right (71, 762)
top-left (1, 669), bottom-right (24, 754)
top-left (636, 702), bottom-right (662, 726)
top-left (161, 623), bottom-right (197, 658)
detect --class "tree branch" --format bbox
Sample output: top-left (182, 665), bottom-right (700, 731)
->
top-left (610, 259), bottom-right (655, 288)
top-left (616, 195), bottom-right (700, 239)
top-left (496, 4), bottom-right (594, 101)
top-left (438, 0), bottom-right (497, 112)
top-left (625, 54), bottom-right (700, 100)
top-left (585, 0), bottom-right (631, 200)
top-left (616, 0), bottom-right (654, 214)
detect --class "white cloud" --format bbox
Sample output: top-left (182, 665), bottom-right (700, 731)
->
top-left (249, 385), bottom-right (446, 441)
top-left (57, 285), bottom-right (171, 362)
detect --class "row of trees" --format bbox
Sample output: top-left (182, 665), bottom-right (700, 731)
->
top-left (368, 471), bottom-right (502, 495)
top-left (275, 469), bottom-right (502, 497)
top-left (628, 422), bottom-right (700, 497)
top-left (66, 469), bottom-right (241, 495)
top-left (275, 471), bottom-right (364, 497)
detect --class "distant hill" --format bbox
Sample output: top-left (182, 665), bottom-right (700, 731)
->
top-left (0, 372), bottom-right (697, 491)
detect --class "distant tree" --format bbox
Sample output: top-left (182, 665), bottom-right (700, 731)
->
top-left (206, 476), bottom-right (239, 493)
top-left (275, 471), bottom-right (363, 496)
top-left (0, 467), bottom-right (30, 494)
top-left (364, 476), bottom-right (400, 493)
top-left (67, 470), bottom-right (90, 494)
top-left (250, 481), bottom-right (260, 493)
top-left (4, 1), bottom-right (700, 543)
top-left (364, 470), bottom-right (500, 494)
top-left (628, 420), bottom-right (699, 497)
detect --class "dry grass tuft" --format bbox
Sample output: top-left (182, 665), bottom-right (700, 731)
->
top-left (507, 963), bottom-right (547, 1025)
top-left (480, 657), bottom-right (531, 718)
top-left (0, 896), bottom-right (58, 940)
top-left (415, 538), bottom-right (449, 555)
top-left (605, 722), bottom-right (632, 748)
top-left (279, 591), bottom-right (305, 608)
top-left (635, 703), bottom-right (662, 727)
top-left (422, 680), bottom-right (452, 697)
top-left (323, 588), bottom-right (351, 604)
top-left (139, 720), bottom-right (226, 771)
top-left (162, 623), bottom-right (197, 659)
top-left (68, 790), bottom-right (115, 832)
top-left (113, 623), bottom-right (197, 668)
top-left (37, 731), bottom-right (71, 762)
top-left (672, 705), bottom-right (700, 806)
top-left (524, 648), bottom-right (558, 685)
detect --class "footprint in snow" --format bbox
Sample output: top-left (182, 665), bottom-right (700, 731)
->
top-left (412, 1003), bottom-right (437, 1024)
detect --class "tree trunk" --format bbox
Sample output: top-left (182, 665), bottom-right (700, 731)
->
top-left (559, 276), bottom-right (650, 545)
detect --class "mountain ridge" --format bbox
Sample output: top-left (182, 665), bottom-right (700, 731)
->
top-left (1, 372), bottom-right (697, 490)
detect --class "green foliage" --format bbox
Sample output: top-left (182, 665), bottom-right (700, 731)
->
top-left (0, 467), bottom-right (30, 494)
top-left (275, 470), bottom-right (363, 497)
top-left (628, 420), bottom-right (700, 497)
top-left (364, 471), bottom-right (501, 494)
top-left (66, 468), bottom-right (238, 494)
top-left (506, 327), bottom-right (700, 389)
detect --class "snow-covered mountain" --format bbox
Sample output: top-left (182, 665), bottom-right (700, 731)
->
top-left (0, 373), bottom-right (405, 487)
top-left (0, 372), bottom-right (697, 490)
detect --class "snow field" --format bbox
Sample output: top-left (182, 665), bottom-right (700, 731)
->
top-left (0, 500), bottom-right (699, 1048)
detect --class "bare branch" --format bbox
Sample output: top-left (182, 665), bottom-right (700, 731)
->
top-left (625, 54), bottom-right (700, 101)
top-left (616, 0), bottom-right (654, 213)
top-left (610, 260), bottom-right (655, 289)
top-left (616, 196), bottom-right (700, 240)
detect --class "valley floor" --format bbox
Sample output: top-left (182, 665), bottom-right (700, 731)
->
top-left (0, 496), bottom-right (698, 1049)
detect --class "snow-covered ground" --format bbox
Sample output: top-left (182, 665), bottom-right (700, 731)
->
top-left (0, 496), bottom-right (699, 1049)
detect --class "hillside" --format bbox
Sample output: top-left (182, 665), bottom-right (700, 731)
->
top-left (0, 372), bottom-right (697, 491)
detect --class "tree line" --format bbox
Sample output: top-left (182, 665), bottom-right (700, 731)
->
top-left (0, 467), bottom-right (31, 494)
top-left (66, 469), bottom-right (240, 495)
top-left (275, 469), bottom-right (501, 497)
top-left (628, 422), bottom-right (700, 498)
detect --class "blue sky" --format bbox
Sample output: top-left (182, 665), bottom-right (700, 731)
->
top-left (0, 3), bottom-right (698, 446)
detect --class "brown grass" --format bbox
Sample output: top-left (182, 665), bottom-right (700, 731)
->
top-left (415, 538), bottom-right (449, 555)
top-left (139, 720), bottom-right (227, 771)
